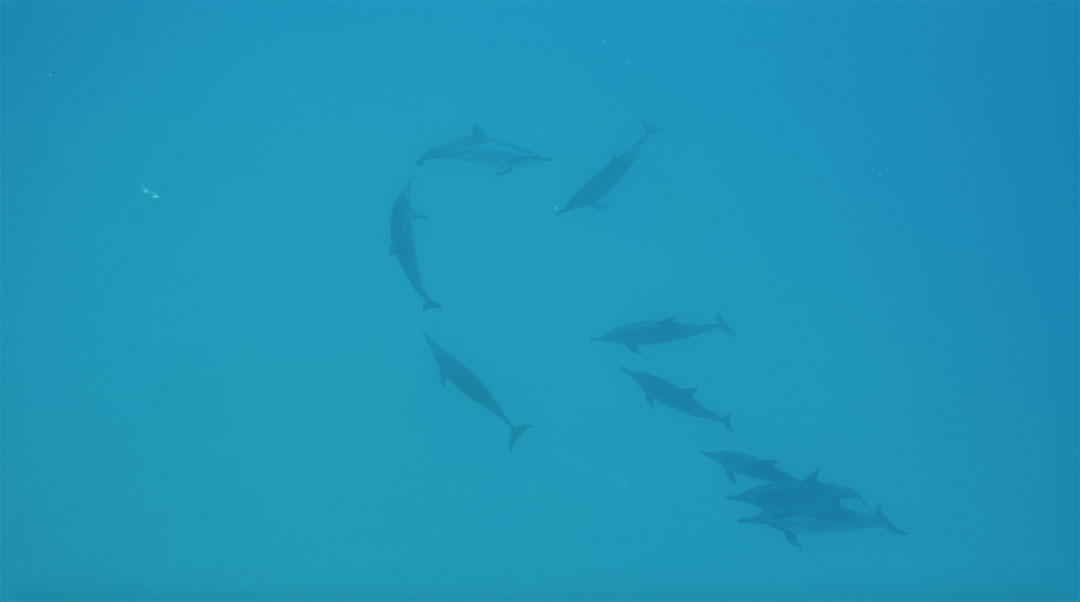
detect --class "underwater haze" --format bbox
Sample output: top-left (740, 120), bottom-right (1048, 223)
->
top-left (2, 2), bottom-right (1078, 600)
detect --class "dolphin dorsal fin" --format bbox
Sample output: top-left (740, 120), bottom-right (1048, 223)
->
top-left (661, 315), bottom-right (677, 324)
top-left (470, 124), bottom-right (488, 139)
top-left (764, 459), bottom-right (778, 465)
top-left (682, 387), bottom-right (697, 396)
top-left (609, 153), bottom-right (618, 165)
top-left (803, 469), bottom-right (821, 484)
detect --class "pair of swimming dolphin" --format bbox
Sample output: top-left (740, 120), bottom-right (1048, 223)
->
top-left (413, 120), bottom-right (663, 216)
top-left (714, 461), bottom-right (905, 548)
top-left (424, 333), bottom-right (532, 451)
top-left (592, 311), bottom-right (736, 353)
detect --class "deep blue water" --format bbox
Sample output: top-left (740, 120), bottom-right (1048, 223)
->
top-left (2, 2), bottom-right (1077, 600)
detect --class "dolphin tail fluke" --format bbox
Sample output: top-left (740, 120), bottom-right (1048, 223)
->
top-left (422, 299), bottom-right (442, 312)
top-left (876, 506), bottom-right (907, 535)
top-left (641, 119), bottom-right (665, 134)
top-left (508, 424), bottom-right (533, 451)
top-left (715, 311), bottom-right (737, 336)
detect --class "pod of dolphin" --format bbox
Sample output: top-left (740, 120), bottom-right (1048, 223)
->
top-left (390, 121), bottom-right (907, 548)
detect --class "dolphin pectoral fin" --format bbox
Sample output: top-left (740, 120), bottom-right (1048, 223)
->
top-left (726, 468), bottom-right (737, 484)
top-left (764, 459), bottom-right (778, 465)
top-left (857, 495), bottom-right (873, 513)
top-left (720, 413), bottom-right (734, 433)
top-left (508, 424), bottom-right (532, 451)
top-left (495, 165), bottom-right (513, 176)
top-left (590, 201), bottom-right (607, 209)
top-left (470, 124), bottom-right (488, 139)
top-left (644, 394), bottom-right (654, 408)
top-left (422, 299), bottom-right (442, 312)
top-left (609, 153), bottom-right (618, 165)
top-left (783, 530), bottom-right (802, 549)
top-left (412, 210), bottom-right (430, 220)
top-left (439, 370), bottom-right (447, 388)
top-left (626, 344), bottom-right (640, 354)
top-left (715, 311), bottom-right (736, 335)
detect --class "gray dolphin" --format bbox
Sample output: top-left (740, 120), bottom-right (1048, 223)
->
top-left (424, 333), bottom-right (532, 451)
top-left (701, 451), bottom-right (795, 484)
top-left (619, 367), bottom-right (733, 431)
top-left (415, 124), bottom-right (551, 175)
top-left (727, 470), bottom-right (872, 512)
top-left (592, 311), bottom-right (736, 353)
top-left (389, 180), bottom-right (441, 311)
top-left (556, 120), bottom-right (663, 215)
top-left (739, 505), bottom-right (907, 549)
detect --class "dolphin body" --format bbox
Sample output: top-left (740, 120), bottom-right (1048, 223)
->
top-left (619, 367), bottom-right (733, 432)
top-left (701, 451), bottom-right (795, 484)
top-left (389, 180), bottom-right (441, 311)
top-left (592, 311), bottom-right (736, 353)
top-left (740, 505), bottom-right (907, 549)
top-left (424, 333), bottom-right (532, 451)
top-left (415, 124), bottom-right (551, 175)
top-left (727, 470), bottom-right (872, 512)
top-left (556, 120), bottom-right (663, 215)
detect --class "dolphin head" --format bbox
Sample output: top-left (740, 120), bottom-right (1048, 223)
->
top-left (701, 450), bottom-right (730, 464)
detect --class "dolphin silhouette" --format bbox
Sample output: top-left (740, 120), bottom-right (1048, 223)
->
top-left (740, 505), bottom-right (907, 549)
top-left (388, 180), bottom-right (441, 311)
top-left (556, 120), bottom-right (663, 215)
top-left (415, 124), bottom-right (551, 175)
top-left (701, 451), bottom-right (795, 484)
top-left (424, 333), bottom-right (532, 451)
top-left (619, 367), bottom-right (732, 431)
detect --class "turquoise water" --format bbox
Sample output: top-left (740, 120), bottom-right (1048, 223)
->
top-left (2, 2), bottom-right (1077, 600)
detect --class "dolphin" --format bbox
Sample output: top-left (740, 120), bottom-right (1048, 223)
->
top-left (415, 124), bottom-right (551, 175)
top-left (591, 311), bottom-right (736, 353)
top-left (701, 451), bottom-right (795, 484)
top-left (619, 367), bottom-right (733, 431)
top-left (423, 333), bottom-right (532, 451)
top-left (388, 180), bottom-right (441, 311)
top-left (555, 120), bottom-right (663, 215)
top-left (727, 470), bottom-right (871, 512)
top-left (739, 505), bottom-right (907, 549)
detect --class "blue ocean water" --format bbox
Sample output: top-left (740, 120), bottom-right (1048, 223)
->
top-left (2, 2), bottom-right (1077, 600)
